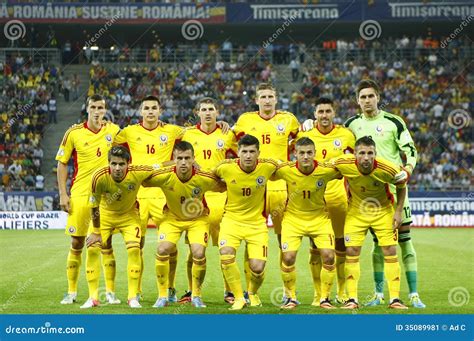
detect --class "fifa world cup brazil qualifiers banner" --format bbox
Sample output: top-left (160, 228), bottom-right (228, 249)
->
top-left (409, 191), bottom-right (473, 228)
top-left (226, 2), bottom-right (474, 22)
top-left (0, 192), bottom-right (67, 230)
top-left (0, 3), bottom-right (225, 24)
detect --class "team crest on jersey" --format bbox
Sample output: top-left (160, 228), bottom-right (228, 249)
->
top-left (344, 234), bottom-right (350, 242)
top-left (152, 164), bottom-right (160, 170)
top-left (316, 179), bottom-right (325, 188)
top-left (276, 124), bottom-right (285, 133)
top-left (192, 187), bottom-right (202, 197)
top-left (375, 125), bottom-right (383, 133)
top-left (159, 233), bottom-right (166, 240)
top-left (256, 176), bottom-right (266, 187)
top-left (219, 239), bottom-right (227, 246)
top-left (282, 242), bottom-right (289, 251)
top-left (373, 181), bottom-right (380, 187)
top-left (68, 226), bottom-right (76, 234)
top-left (216, 139), bottom-right (225, 149)
top-left (127, 183), bottom-right (136, 191)
top-left (160, 134), bottom-right (168, 143)
top-left (333, 139), bottom-right (342, 148)
top-left (105, 134), bottom-right (113, 142)
top-left (89, 196), bottom-right (96, 204)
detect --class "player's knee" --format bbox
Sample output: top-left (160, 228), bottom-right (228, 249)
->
top-left (399, 224), bottom-right (411, 232)
top-left (71, 236), bottom-right (85, 249)
top-left (249, 260), bottom-right (266, 274)
top-left (346, 246), bottom-right (360, 257)
top-left (309, 248), bottom-right (321, 263)
top-left (157, 242), bottom-right (173, 256)
top-left (320, 250), bottom-right (335, 265)
top-left (191, 246), bottom-right (206, 259)
top-left (381, 245), bottom-right (397, 256)
top-left (282, 252), bottom-right (296, 266)
top-left (140, 236), bottom-right (145, 249)
top-left (219, 247), bottom-right (235, 256)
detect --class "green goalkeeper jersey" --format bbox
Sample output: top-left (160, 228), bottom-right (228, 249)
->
top-left (344, 110), bottom-right (418, 169)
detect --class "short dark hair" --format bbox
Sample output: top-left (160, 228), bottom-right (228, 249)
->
top-left (108, 145), bottom-right (131, 162)
top-left (173, 141), bottom-right (194, 156)
top-left (238, 134), bottom-right (259, 150)
top-left (141, 95), bottom-right (161, 107)
top-left (195, 97), bottom-right (218, 112)
top-left (314, 97), bottom-right (334, 107)
top-left (355, 136), bottom-right (376, 149)
top-left (256, 82), bottom-right (276, 93)
top-left (295, 137), bottom-right (315, 148)
top-left (356, 79), bottom-right (380, 97)
top-left (86, 94), bottom-right (106, 108)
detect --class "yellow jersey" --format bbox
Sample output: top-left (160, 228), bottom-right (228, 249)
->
top-left (144, 167), bottom-right (221, 221)
top-left (214, 159), bottom-right (278, 225)
top-left (56, 122), bottom-right (120, 197)
top-left (89, 165), bottom-right (156, 212)
top-left (330, 155), bottom-right (406, 211)
top-left (233, 111), bottom-right (299, 191)
top-left (275, 160), bottom-right (341, 220)
top-left (181, 124), bottom-right (237, 170)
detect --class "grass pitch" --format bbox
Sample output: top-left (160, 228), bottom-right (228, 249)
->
top-left (0, 228), bottom-right (473, 315)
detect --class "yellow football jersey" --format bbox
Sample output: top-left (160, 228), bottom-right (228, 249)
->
top-left (144, 167), bottom-right (220, 221)
top-left (275, 161), bottom-right (341, 220)
top-left (114, 123), bottom-right (185, 166)
top-left (330, 155), bottom-right (405, 210)
top-left (89, 165), bottom-right (156, 212)
top-left (297, 125), bottom-right (355, 198)
top-left (214, 159), bottom-right (278, 225)
top-left (56, 122), bottom-right (120, 197)
top-left (233, 111), bottom-right (299, 191)
top-left (181, 124), bottom-right (237, 170)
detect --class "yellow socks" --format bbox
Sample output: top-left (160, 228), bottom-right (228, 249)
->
top-left (168, 250), bottom-right (178, 289)
top-left (192, 257), bottom-right (207, 297)
top-left (280, 263), bottom-right (296, 299)
top-left (384, 255), bottom-right (401, 301)
top-left (101, 248), bottom-right (116, 293)
top-left (66, 247), bottom-right (82, 294)
top-left (345, 255), bottom-right (360, 301)
top-left (335, 250), bottom-right (346, 298)
top-left (155, 254), bottom-right (169, 298)
top-left (320, 263), bottom-right (336, 300)
top-left (248, 270), bottom-right (265, 295)
top-left (220, 255), bottom-right (243, 299)
top-left (309, 249), bottom-right (322, 299)
top-left (85, 246), bottom-right (101, 300)
top-left (127, 245), bottom-right (141, 300)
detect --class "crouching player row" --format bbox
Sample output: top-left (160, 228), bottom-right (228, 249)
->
top-left (83, 143), bottom-right (225, 308)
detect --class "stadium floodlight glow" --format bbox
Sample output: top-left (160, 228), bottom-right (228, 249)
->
top-left (91, 46), bottom-right (99, 51)
top-left (243, 91), bottom-right (247, 95)
top-left (110, 46), bottom-right (115, 50)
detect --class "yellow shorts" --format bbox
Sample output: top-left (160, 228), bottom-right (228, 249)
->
top-left (344, 206), bottom-right (398, 247)
top-left (324, 179), bottom-right (348, 239)
top-left (92, 208), bottom-right (141, 247)
top-left (281, 214), bottom-right (335, 252)
top-left (205, 191), bottom-right (226, 246)
top-left (218, 217), bottom-right (269, 261)
top-left (65, 195), bottom-right (91, 237)
top-left (138, 196), bottom-right (166, 235)
top-left (159, 216), bottom-right (209, 246)
top-left (266, 190), bottom-right (287, 234)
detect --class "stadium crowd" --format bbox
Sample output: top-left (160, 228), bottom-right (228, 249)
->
top-left (0, 58), bottom-right (59, 191)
